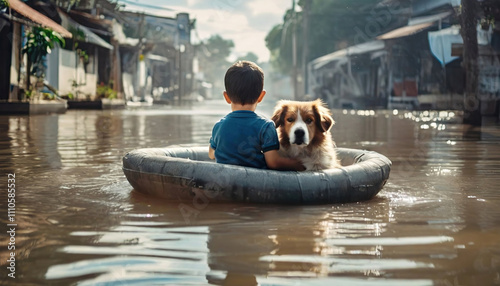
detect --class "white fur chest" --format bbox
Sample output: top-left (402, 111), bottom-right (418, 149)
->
top-left (279, 134), bottom-right (339, 171)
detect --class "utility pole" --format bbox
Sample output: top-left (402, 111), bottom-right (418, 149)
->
top-left (461, 0), bottom-right (481, 126)
top-left (301, 0), bottom-right (310, 98)
top-left (178, 44), bottom-right (185, 105)
top-left (291, 0), bottom-right (298, 100)
top-left (137, 12), bottom-right (145, 101)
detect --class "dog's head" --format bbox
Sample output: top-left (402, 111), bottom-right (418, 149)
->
top-left (271, 99), bottom-right (334, 147)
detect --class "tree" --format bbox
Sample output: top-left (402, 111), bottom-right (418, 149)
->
top-left (265, 9), bottom-right (300, 74)
top-left (0, 0), bottom-right (9, 9)
top-left (196, 34), bottom-right (234, 93)
top-left (460, 0), bottom-right (481, 126)
top-left (236, 52), bottom-right (259, 64)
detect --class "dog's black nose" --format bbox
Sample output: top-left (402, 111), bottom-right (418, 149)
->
top-left (294, 129), bottom-right (305, 138)
top-left (294, 129), bottom-right (305, 145)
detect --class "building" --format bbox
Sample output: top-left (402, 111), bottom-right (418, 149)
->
top-left (308, 40), bottom-right (387, 109)
top-left (0, 0), bottom-right (72, 102)
top-left (1, 0), bottom-right (194, 109)
top-left (308, 0), bottom-right (500, 114)
top-left (377, 11), bottom-right (457, 110)
top-left (45, 8), bottom-right (115, 100)
top-left (117, 10), bottom-right (194, 104)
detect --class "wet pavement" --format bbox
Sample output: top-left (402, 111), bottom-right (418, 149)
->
top-left (1, 100), bottom-right (500, 285)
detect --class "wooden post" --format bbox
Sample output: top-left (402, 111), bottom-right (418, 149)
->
top-left (461, 0), bottom-right (481, 126)
top-left (0, 17), bottom-right (12, 101)
top-left (111, 39), bottom-right (122, 98)
top-left (26, 57), bottom-right (31, 97)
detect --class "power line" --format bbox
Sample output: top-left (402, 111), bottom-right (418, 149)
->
top-left (117, 0), bottom-right (175, 11)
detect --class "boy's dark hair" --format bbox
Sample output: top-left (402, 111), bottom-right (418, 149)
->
top-left (224, 60), bottom-right (264, 105)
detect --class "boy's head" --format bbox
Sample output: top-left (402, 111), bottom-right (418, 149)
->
top-left (224, 60), bottom-right (264, 105)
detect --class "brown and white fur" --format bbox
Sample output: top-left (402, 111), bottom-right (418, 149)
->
top-left (271, 99), bottom-right (341, 171)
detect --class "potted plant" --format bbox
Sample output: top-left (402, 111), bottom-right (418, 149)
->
top-left (22, 26), bottom-right (65, 101)
top-left (96, 81), bottom-right (118, 100)
top-left (16, 26), bottom-right (68, 114)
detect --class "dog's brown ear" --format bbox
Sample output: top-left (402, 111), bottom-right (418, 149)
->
top-left (271, 102), bottom-right (288, 128)
top-left (313, 100), bottom-right (334, 132)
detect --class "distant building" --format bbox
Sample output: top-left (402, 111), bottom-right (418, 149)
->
top-left (308, 40), bottom-right (387, 109)
top-left (117, 10), bottom-right (194, 103)
top-left (308, 0), bottom-right (500, 115)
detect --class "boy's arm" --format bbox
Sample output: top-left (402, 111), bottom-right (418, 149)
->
top-left (264, 150), bottom-right (305, 171)
top-left (208, 145), bottom-right (215, 160)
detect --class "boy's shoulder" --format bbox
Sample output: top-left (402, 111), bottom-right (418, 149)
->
top-left (232, 111), bottom-right (273, 126)
top-left (213, 111), bottom-right (273, 130)
top-left (219, 111), bottom-right (270, 121)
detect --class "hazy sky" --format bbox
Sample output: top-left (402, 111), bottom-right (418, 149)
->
top-left (117, 0), bottom-right (292, 62)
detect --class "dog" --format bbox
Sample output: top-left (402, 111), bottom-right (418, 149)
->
top-left (271, 99), bottom-right (341, 171)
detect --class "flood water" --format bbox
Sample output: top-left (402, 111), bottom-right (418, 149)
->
top-left (1, 100), bottom-right (500, 285)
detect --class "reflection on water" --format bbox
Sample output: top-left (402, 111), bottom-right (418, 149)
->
top-left (1, 100), bottom-right (500, 285)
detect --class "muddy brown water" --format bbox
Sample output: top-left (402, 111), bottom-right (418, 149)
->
top-left (1, 100), bottom-right (499, 285)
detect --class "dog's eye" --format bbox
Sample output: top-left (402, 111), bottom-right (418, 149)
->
top-left (305, 118), bottom-right (313, 124)
top-left (287, 117), bottom-right (294, 123)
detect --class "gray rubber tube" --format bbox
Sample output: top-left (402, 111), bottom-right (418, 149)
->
top-left (122, 147), bottom-right (391, 204)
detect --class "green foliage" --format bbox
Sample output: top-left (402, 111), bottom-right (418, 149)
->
top-left (77, 49), bottom-right (89, 64)
top-left (96, 82), bottom-right (117, 99)
top-left (22, 26), bottom-right (65, 78)
top-left (71, 79), bottom-right (80, 89)
top-left (203, 35), bottom-right (235, 62)
top-left (25, 89), bottom-right (33, 99)
top-left (0, 0), bottom-right (9, 9)
top-left (236, 52), bottom-right (259, 64)
top-left (196, 34), bottom-right (235, 91)
top-left (42, 92), bottom-right (55, 100)
top-left (70, 28), bottom-right (89, 64)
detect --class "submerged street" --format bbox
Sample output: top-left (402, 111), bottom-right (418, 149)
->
top-left (1, 100), bottom-right (500, 285)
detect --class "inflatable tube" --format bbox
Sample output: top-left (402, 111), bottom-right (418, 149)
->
top-left (122, 147), bottom-right (391, 204)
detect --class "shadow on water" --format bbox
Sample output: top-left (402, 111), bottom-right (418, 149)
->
top-left (1, 102), bottom-right (500, 285)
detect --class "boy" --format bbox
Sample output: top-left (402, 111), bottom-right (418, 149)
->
top-left (209, 61), bottom-right (304, 171)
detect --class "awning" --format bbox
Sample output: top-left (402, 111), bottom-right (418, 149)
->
top-left (59, 9), bottom-right (113, 50)
top-left (311, 40), bottom-right (385, 70)
top-left (8, 0), bottom-right (72, 38)
top-left (428, 25), bottom-right (462, 65)
top-left (377, 22), bottom-right (434, 40)
top-left (428, 25), bottom-right (492, 65)
top-left (147, 54), bottom-right (169, 62)
top-left (377, 11), bottom-right (452, 40)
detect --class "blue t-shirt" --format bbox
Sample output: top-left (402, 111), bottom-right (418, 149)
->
top-left (210, 110), bottom-right (280, 169)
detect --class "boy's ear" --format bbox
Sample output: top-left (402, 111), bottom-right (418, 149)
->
top-left (223, 91), bottom-right (231, 104)
top-left (257, 90), bottom-right (266, 103)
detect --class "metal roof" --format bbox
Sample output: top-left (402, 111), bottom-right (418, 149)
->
top-left (8, 0), bottom-right (72, 38)
top-left (311, 40), bottom-right (386, 70)
top-left (377, 11), bottom-right (452, 40)
top-left (59, 9), bottom-right (114, 50)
